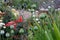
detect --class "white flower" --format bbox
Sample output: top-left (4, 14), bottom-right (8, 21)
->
top-left (5, 33), bottom-right (10, 37)
top-left (33, 15), bottom-right (35, 17)
top-left (10, 25), bottom-right (14, 29)
top-left (38, 21), bottom-right (40, 23)
top-left (36, 18), bottom-right (39, 21)
top-left (11, 8), bottom-right (16, 12)
top-left (0, 30), bottom-right (5, 35)
top-left (0, 23), bottom-right (5, 28)
top-left (36, 11), bottom-right (39, 13)
top-left (48, 6), bottom-right (51, 8)
top-left (3, 26), bottom-right (6, 29)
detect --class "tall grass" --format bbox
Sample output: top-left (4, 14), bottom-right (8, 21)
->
top-left (28, 8), bottom-right (60, 40)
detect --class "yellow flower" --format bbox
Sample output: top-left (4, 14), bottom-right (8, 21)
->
top-left (11, 8), bottom-right (19, 18)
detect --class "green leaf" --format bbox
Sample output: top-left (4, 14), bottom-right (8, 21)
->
top-left (52, 22), bottom-right (60, 40)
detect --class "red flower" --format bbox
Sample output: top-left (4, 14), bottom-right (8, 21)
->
top-left (5, 16), bottom-right (23, 29)
top-left (16, 16), bottom-right (23, 23)
top-left (5, 21), bottom-right (16, 29)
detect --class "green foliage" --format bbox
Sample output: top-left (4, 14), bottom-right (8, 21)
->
top-left (0, 0), bottom-right (60, 40)
top-left (28, 8), bottom-right (60, 40)
top-left (12, 0), bottom-right (38, 9)
top-left (3, 8), bottom-right (16, 23)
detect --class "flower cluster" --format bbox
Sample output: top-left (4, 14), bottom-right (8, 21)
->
top-left (0, 15), bottom-right (27, 40)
